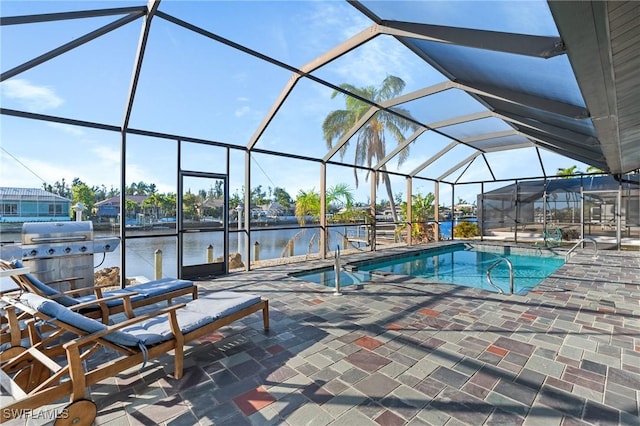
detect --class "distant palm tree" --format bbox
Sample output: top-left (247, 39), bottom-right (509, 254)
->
top-left (556, 165), bottom-right (581, 177)
top-left (556, 166), bottom-right (582, 223)
top-left (322, 75), bottom-right (419, 221)
top-left (283, 184), bottom-right (356, 257)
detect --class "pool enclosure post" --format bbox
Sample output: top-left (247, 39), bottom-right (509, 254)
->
top-left (450, 184), bottom-right (455, 240)
top-left (479, 182), bottom-right (484, 241)
top-left (370, 171), bottom-right (376, 250)
top-left (514, 179), bottom-right (520, 244)
top-left (320, 162), bottom-right (327, 259)
top-left (434, 181), bottom-right (440, 241)
top-left (334, 245), bottom-right (342, 296)
top-left (406, 177), bottom-right (412, 246)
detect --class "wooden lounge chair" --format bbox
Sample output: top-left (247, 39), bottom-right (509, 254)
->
top-left (0, 259), bottom-right (198, 324)
top-left (0, 291), bottom-right (269, 425)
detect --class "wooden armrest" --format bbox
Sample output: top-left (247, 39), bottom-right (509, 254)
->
top-left (0, 287), bottom-right (21, 296)
top-left (67, 292), bottom-right (140, 312)
top-left (63, 303), bottom-right (187, 349)
top-left (57, 284), bottom-right (117, 296)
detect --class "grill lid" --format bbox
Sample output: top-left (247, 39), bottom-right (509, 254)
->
top-left (22, 221), bottom-right (93, 245)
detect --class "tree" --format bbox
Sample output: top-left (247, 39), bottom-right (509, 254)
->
top-left (124, 199), bottom-right (139, 219)
top-left (142, 192), bottom-right (165, 220)
top-left (273, 187), bottom-right (293, 209)
top-left (556, 165), bottom-right (582, 177)
top-left (71, 182), bottom-right (96, 219)
top-left (283, 184), bottom-right (356, 257)
top-left (556, 166), bottom-right (581, 222)
top-left (400, 192), bottom-right (436, 242)
top-left (322, 75), bottom-right (419, 222)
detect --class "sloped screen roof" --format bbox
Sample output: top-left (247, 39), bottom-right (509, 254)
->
top-left (1, 1), bottom-right (637, 194)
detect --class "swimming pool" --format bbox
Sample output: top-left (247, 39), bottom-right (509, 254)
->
top-left (292, 244), bottom-right (564, 294)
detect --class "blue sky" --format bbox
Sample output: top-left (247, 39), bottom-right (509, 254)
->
top-left (0, 1), bottom-right (590, 205)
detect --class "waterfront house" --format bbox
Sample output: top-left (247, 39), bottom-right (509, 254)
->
top-left (0, 187), bottom-right (71, 223)
top-left (94, 195), bottom-right (148, 222)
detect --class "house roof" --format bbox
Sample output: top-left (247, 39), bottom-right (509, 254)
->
top-left (0, 187), bottom-right (71, 202)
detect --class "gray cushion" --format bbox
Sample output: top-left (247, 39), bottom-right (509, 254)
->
top-left (12, 260), bottom-right (79, 307)
top-left (120, 305), bottom-right (215, 346)
top-left (18, 290), bottom-right (261, 350)
top-left (190, 291), bottom-right (261, 319)
top-left (75, 289), bottom-right (145, 307)
top-left (126, 278), bottom-right (193, 298)
top-left (20, 293), bottom-right (144, 348)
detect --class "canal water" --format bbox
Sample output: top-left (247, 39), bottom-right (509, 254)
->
top-left (1, 220), bottom-right (462, 279)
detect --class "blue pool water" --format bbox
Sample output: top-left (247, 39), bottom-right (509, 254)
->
top-left (292, 245), bottom-right (564, 294)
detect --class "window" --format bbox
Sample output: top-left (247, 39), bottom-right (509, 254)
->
top-left (1, 203), bottom-right (18, 215)
top-left (49, 204), bottom-right (64, 216)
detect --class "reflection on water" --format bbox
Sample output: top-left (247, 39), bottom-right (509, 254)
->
top-left (1, 220), bottom-right (468, 279)
top-left (94, 227), bottom-right (361, 279)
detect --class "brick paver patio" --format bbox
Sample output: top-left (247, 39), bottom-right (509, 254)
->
top-left (6, 243), bottom-right (639, 425)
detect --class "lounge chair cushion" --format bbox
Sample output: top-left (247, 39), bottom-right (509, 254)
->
top-left (20, 293), bottom-right (144, 348)
top-left (19, 291), bottom-right (262, 349)
top-left (189, 291), bottom-right (262, 319)
top-left (11, 260), bottom-right (79, 307)
top-left (120, 306), bottom-right (215, 346)
top-left (73, 278), bottom-right (193, 307)
top-left (74, 289), bottom-right (146, 307)
top-left (118, 292), bottom-right (262, 345)
top-left (124, 278), bottom-right (194, 298)
top-left (12, 259), bottom-right (194, 308)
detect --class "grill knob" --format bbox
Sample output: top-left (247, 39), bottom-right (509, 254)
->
top-left (105, 244), bottom-right (111, 251)
top-left (29, 249), bottom-right (37, 256)
top-left (65, 247), bottom-right (72, 253)
top-left (48, 248), bottom-right (55, 255)
top-left (80, 246), bottom-right (87, 252)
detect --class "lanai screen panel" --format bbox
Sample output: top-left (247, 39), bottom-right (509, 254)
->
top-left (252, 77), bottom-right (341, 159)
top-left (128, 17), bottom-right (293, 145)
top-left (361, 1), bottom-right (560, 35)
top-left (309, 33), bottom-right (443, 96)
top-left (159, 0), bottom-right (371, 67)
top-left (396, 88), bottom-right (489, 126)
top-left (1, 6), bottom-right (141, 125)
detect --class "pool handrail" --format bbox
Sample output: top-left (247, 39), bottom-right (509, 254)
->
top-left (334, 245), bottom-right (342, 296)
top-left (486, 257), bottom-right (514, 294)
top-left (565, 237), bottom-right (598, 262)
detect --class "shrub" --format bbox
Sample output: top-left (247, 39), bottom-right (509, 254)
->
top-left (453, 221), bottom-right (480, 238)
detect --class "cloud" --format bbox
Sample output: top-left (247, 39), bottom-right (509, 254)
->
top-left (92, 145), bottom-right (120, 164)
top-left (1, 79), bottom-right (63, 111)
top-left (235, 106), bottom-right (251, 117)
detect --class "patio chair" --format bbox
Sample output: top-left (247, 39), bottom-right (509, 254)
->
top-left (0, 291), bottom-right (269, 425)
top-left (0, 259), bottom-right (198, 324)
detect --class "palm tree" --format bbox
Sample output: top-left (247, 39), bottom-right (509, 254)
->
top-left (322, 75), bottom-right (419, 222)
top-left (283, 184), bottom-right (356, 257)
top-left (556, 166), bottom-right (582, 223)
top-left (556, 165), bottom-right (581, 177)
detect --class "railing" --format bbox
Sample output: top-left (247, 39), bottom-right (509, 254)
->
top-left (486, 257), bottom-right (514, 294)
top-left (334, 245), bottom-right (342, 296)
top-left (565, 237), bottom-right (598, 262)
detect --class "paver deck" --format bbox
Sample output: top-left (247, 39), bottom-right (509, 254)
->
top-left (5, 243), bottom-right (639, 425)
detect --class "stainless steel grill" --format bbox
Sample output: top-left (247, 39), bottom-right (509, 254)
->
top-left (1, 221), bottom-right (119, 291)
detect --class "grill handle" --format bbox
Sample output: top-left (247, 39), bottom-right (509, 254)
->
top-left (29, 236), bottom-right (88, 243)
